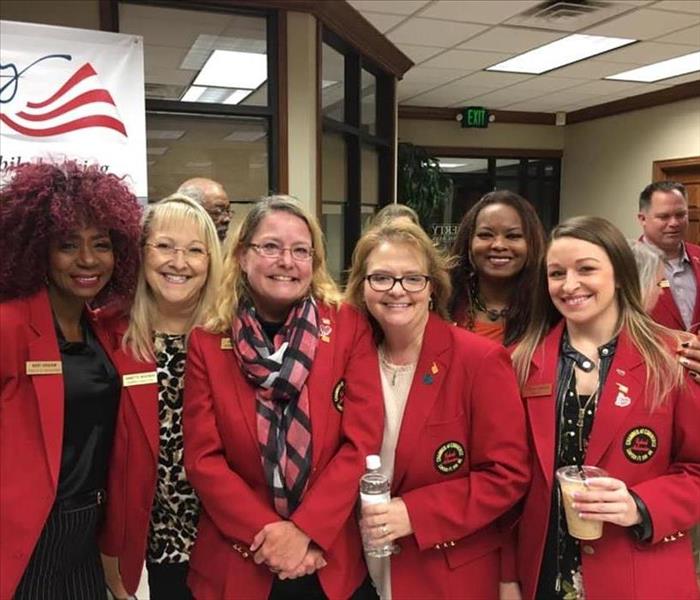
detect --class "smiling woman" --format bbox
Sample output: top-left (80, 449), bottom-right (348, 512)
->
top-left (101, 194), bottom-right (222, 600)
top-left (0, 160), bottom-right (142, 600)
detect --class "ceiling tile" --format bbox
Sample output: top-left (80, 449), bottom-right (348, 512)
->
top-left (564, 79), bottom-right (650, 95)
top-left (396, 43), bottom-right (445, 64)
top-left (387, 18), bottom-right (488, 47)
top-left (647, 71), bottom-right (700, 85)
top-left (420, 49), bottom-right (509, 70)
top-left (546, 58), bottom-right (642, 79)
top-left (501, 100), bottom-right (559, 112)
top-left (347, 0), bottom-right (430, 16)
top-left (407, 85), bottom-right (495, 106)
top-left (584, 8), bottom-right (700, 40)
top-left (463, 86), bottom-right (549, 108)
top-left (653, 1), bottom-right (700, 15)
top-left (457, 26), bottom-right (564, 53)
top-left (453, 70), bottom-right (534, 89)
top-left (397, 81), bottom-right (437, 101)
top-left (419, 0), bottom-right (542, 25)
top-left (503, 75), bottom-right (585, 93)
top-left (401, 66), bottom-right (469, 85)
top-left (654, 24), bottom-right (700, 46)
top-left (360, 12), bottom-right (406, 33)
top-left (600, 41), bottom-right (698, 64)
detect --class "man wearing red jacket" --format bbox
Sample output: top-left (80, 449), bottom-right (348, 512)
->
top-left (638, 181), bottom-right (700, 334)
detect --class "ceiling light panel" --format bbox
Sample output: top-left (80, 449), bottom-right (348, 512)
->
top-left (606, 51), bottom-right (700, 82)
top-left (193, 50), bottom-right (267, 88)
top-left (487, 34), bottom-right (636, 75)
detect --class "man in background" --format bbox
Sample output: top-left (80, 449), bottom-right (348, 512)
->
top-left (178, 177), bottom-right (232, 242)
top-left (638, 181), bottom-right (700, 333)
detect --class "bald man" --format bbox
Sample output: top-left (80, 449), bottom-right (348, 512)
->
top-left (177, 177), bottom-right (231, 241)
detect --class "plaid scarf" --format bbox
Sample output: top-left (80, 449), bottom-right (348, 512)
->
top-left (231, 297), bottom-right (319, 517)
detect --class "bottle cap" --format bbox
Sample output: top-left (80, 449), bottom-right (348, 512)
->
top-left (366, 455), bottom-right (381, 470)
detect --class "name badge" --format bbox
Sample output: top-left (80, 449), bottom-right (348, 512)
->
top-left (123, 371), bottom-right (157, 387)
top-left (522, 383), bottom-right (552, 398)
top-left (26, 361), bottom-right (62, 375)
top-left (220, 337), bottom-right (233, 350)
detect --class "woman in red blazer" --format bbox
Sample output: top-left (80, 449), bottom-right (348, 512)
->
top-left (99, 195), bottom-right (223, 599)
top-left (0, 161), bottom-right (141, 599)
top-left (509, 216), bottom-right (700, 600)
top-left (344, 222), bottom-right (531, 599)
top-left (182, 195), bottom-right (383, 600)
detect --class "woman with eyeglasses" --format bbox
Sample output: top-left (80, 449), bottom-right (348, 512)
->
top-left (509, 217), bottom-right (700, 600)
top-left (0, 161), bottom-right (141, 599)
top-left (345, 222), bottom-right (530, 599)
top-left (99, 194), bottom-right (222, 600)
top-left (181, 195), bottom-right (383, 599)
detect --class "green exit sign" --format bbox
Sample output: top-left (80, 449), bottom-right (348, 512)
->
top-left (460, 107), bottom-right (490, 128)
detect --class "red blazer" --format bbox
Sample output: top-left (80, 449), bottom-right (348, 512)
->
top-left (650, 241), bottom-right (700, 333)
top-left (387, 314), bottom-right (530, 600)
top-left (182, 303), bottom-right (383, 600)
top-left (99, 323), bottom-right (160, 594)
top-left (0, 289), bottom-right (121, 599)
top-left (515, 321), bottom-right (700, 600)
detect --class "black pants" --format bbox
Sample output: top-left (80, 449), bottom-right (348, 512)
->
top-left (269, 574), bottom-right (378, 600)
top-left (146, 561), bottom-right (193, 600)
top-left (14, 499), bottom-right (107, 600)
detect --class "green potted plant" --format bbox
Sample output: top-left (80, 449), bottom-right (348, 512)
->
top-left (397, 142), bottom-right (453, 228)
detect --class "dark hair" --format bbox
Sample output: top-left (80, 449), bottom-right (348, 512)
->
top-left (448, 190), bottom-right (548, 346)
top-left (370, 203), bottom-right (420, 228)
top-left (0, 160), bottom-right (142, 304)
top-left (639, 181), bottom-right (686, 211)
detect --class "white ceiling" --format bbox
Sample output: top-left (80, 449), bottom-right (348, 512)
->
top-left (348, 0), bottom-right (700, 113)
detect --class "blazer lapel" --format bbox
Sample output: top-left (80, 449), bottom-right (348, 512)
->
top-left (655, 286), bottom-right (684, 330)
top-left (28, 290), bottom-right (64, 490)
top-left (523, 321), bottom-right (563, 490)
top-left (584, 333), bottom-right (645, 466)
top-left (392, 314), bottom-right (451, 493)
top-left (689, 252), bottom-right (700, 333)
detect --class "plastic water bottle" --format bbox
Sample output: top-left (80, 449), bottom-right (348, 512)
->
top-left (360, 455), bottom-right (394, 558)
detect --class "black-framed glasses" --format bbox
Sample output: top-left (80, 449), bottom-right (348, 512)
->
top-left (249, 242), bottom-right (314, 261)
top-left (366, 273), bottom-right (430, 293)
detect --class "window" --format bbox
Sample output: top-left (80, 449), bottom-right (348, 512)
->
top-left (118, 1), bottom-right (278, 208)
top-left (320, 30), bottom-right (395, 278)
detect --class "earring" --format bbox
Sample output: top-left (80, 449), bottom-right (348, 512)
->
top-left (429, 296), bottom-right (435, 311)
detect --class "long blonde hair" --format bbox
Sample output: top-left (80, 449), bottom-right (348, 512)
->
top-left (512, 216), bottom-right (683, 409)
top-left (123, 194), bottom-right (223, 361)
top-left (206, 195), bottom-right (340, 333)
top-left (345, 222), bottom-right (452, 343)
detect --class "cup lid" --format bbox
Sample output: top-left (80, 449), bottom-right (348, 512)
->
top-left (556, 465), bottom-right (608, 482)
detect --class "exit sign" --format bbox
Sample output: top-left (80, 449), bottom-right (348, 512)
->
top-left (460, 107), bottom-right (490, 128)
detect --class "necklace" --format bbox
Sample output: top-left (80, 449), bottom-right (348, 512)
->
top-left (568, 366), bottom-right (600, 452)
top-left (379, 347), bottom-right (416, 387)
top-left (473, 295), bottom-right (509, 322)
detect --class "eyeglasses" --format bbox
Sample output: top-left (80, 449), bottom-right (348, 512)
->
top-left (657, 279), bottom-right (670, 288)
top-left (249, 242), bottom-right (314, 261)
top-left (366, 273), bottom-right (431, 293)
top-left (145, 241), bottom-right (209, 261)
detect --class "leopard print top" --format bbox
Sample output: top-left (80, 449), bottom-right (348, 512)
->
top-left (147, 333), bottom-right (200, 564)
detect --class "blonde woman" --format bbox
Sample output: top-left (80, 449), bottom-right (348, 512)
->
top-left (345, 222), bottom-right (530, 599)
top-left (509, 216), bottom-right (700, 600)
top-left (182, 196), bottom-right (383, 599)
top-left (101, 195), bottom-right (222, 599)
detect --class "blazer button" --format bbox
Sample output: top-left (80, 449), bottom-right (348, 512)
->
top-left (449, 541), bottom-right (455, 547)
top-left (392, 543), bottom-right (402, 555)
top-left (581, 544), bottom-right (595, 555)
top-left (434, 544), bottom-right (441, 550)
top-left (242, 552), bottom-right (250, 558)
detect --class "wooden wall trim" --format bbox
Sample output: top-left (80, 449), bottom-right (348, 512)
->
top-left (277, 10), bottom-right (288, 194)
top-left (316, 17), bottom-right (323, 218)
top-left (567, 80), bottom-right (700, 124)
top-left (205, 0), bottom-right (413, 77)
top-left (99, 0), bottom-right (119, 31)
top-left (399, 105), bottom-right (557, 125)
top-left (423, 146), bottom-right (563, 159)
top-left (653, 156), bottom-right (700, 181)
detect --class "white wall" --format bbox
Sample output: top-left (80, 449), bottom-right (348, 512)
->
top-left (399, 118), bottom-right (565, 149)
top-left (561, 98), bottom-right (700, 237)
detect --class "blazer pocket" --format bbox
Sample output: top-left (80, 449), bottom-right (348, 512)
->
top-left (444, 524), bottom-right (501, 570)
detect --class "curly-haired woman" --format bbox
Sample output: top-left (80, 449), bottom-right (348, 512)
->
top-left (0, 161), bottom-right (142, 599)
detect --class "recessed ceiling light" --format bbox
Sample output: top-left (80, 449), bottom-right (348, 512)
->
top-left (605, 51), bottom-right (700, 82)
top-left (181, 86), bottom-right (207, 102)
top-left (486, 34), bottom-right (636, 75)
top-left (193, 50), bottom-right (267, 89)
top-left (224, 89), bottom-right (253, 105)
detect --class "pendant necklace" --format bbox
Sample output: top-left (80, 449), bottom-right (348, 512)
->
top-left (473, 295), bottom-right (509, 322)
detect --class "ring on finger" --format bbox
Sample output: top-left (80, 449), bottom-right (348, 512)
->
top-left (381, 525), bottom-right (389, 536)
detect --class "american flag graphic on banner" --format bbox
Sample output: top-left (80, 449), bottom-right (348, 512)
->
top-left (0, 61), bottom-right (128, 138)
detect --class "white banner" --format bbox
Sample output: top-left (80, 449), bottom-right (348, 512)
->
top-left (0, 20), bottom-right (147, 197)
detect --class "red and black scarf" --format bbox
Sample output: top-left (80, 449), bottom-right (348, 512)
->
top-left (231, 297), bottom-right (319, 517)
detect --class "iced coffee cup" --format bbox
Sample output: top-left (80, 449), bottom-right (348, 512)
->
top-left (556, 465), bottom-right (608, 540)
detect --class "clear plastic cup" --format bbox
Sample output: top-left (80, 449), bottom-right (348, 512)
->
top-left (556, 465), bottom-right (608, 540)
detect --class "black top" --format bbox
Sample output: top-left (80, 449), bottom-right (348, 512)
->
top-left (56, 315), bottom-right (121, 500)
top-left (259, 317), bottom-right (284, 341)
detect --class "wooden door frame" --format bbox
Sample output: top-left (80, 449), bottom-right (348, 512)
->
top-left (653, 156), bottom-right (700, 181)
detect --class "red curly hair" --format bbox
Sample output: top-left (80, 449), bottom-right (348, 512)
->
top-left (0, 160), bottom-right (142, 305)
